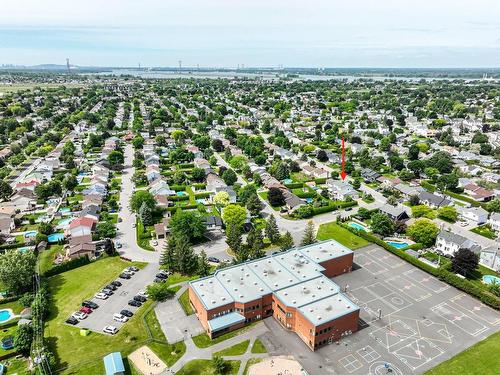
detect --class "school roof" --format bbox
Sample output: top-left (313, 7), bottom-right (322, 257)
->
top-left (298, 292), bottom-right (359, 326)
top-left (189, 240), bottom-right (356, 318)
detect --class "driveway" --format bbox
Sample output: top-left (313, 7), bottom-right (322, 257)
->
top-left (78, 263), bottom-right (159, 333)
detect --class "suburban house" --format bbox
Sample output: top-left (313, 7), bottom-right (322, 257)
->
top-left (479, 245), bottom-right (500, 272)
top-left (417, 191), bottom-right (452, 209)
top-left (154, 218), bottom-right (170, 239)
top-left (488, 213), bottom-right (500, 232)
top-left (68, 217), bottom-right (97, 238)
top-left (0, 216), bottom-right (15, 234)
top-left (206, 173), bottom-right (227, 192)
top-left (463, 183), bottom-right (494, 202)
top-left (457, 206), bottom-right (488, 225)
top-left (205, 215), bottom-right (223, 231)
top-left (379, 204), bottom-right (410, 221)
top-left (66, 242), bottom-right (97, 260)
top-left (435, 230), bottom-right (480, 257)
top-left (361, 168), bottom-right (381, 182)
top-left (326, 179), bottom-right (359, 201)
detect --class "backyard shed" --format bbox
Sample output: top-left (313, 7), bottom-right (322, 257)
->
top-left (103, 352), bottom-right (125, 375)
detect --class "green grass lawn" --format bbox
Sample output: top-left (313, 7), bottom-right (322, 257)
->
top-left (316, 222), bottom-right (370, 249)
top-left (250, 339), bottom-right (267, 353)
top-left (176, 359), bottom-right (240, 375)
top-left (425, 331), bottom-right (500, 375)
top-left (38, 244), bottom-right (64, 275)
top-left (243, 358), bottom-right (264, 375)
top-left (214, 340), bottom-right (250, 356)
top-left (178, 289), bottom-right (194, 315)
top-left (470, 225), bottom-right (497, 240)
top-left (258, 192), bottom-right (281, 211)
top-left (0, 298), bottom-right (24, 316)
top-left (0, 356), bottom-right (30, 374)
top-left (44, 256), bottom-right (186, 373)
top-left (192, 323), bottom-right (257, 348)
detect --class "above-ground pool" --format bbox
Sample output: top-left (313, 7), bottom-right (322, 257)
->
top-left (24, 230), bottom-right (38, 238)
top-left (48, 233), bottom-right (65, 243)
top-left (0, 309), bottom-right (13, 323)
top-left (482, 275), bottom-right (500, 285)
top-left (386, 241), bottom-right (410, 249)
top-left (348, 222), bottom-right (368, 231)
top-left (176, 191), bottom-right (187, 197)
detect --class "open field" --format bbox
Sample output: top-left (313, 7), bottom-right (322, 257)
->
top-left (316, 221), bottom-right (370, 249)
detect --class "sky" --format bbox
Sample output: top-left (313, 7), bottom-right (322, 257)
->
top-left (0, 0), bottom-right (499, 68)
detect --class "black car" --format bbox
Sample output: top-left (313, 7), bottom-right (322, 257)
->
top-left (208, 256), bottom-right (220, 263)
top-left (82, 300), bottom-right (99, 309)
top-left (154, 277), bottom-right (165, 283)
top-left (111, 280), bottom-right (122, 287)
top-left (129, 266), bottom-right (139, 272)
top-left (119, 273), bottom-right (131, 279)
top-left (155, 273), bottom-right (168, 279)
top-left (133, 295), bottom-right (147, 303)
top-left (120, 309), bottom-right (134, 317)
top-left (66, 316), bottom-right (79, 325)
top-left (105, 284), bottom-right (117, 291)
top-left (128, 300), bottom-right (142, 307)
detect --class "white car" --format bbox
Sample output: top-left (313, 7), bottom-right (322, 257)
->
top-left (95, 292), bottom-right (108, 300)
top-left (138, 290), bottom-right (148, 298)
top-left (460, 221), bottom-right (468, 227)
top-left (102, 325), bottom-right (118, 335)
top-left (152, 240), bottom-right (158, 246)
top-left (123, 268), bottom-right (135, 275)
top-left (113, 313), bottom-right (129, 323)
top-left (72, 311), bottom-right (87, 320)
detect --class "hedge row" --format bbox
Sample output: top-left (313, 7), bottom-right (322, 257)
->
top-left (43, 256), bottom-right (91, 277)
top-left (295, 191), bottom-right (318, 199)
top-left (312, 201), bottom-right (357, 215)
top-left (169, 195), bottom-right (189, 202)
top-left (285, 182), bottom-right (304, 189)
top-left (341, 224), bottom-right (500, 310)
top-left (445, 190), bottom-right (485, 208)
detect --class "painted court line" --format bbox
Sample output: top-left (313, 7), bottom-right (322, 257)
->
top-left (339, 354), bottom-right (363, 373)
top-left (431, 302), bottom-right (488, 337)
top-left (393, 338), bottom-right (444, 371)
top-left (449, 294), bottom-right (500, 326)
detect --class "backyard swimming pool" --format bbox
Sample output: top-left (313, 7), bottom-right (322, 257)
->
top-left (48, 233), bottom-right (65, 243)
top-left (0, 309), bottom-right (13, 323)
top-left (18, 247), bottom-right (31, 253)
top-left (283, 178), bottom-right (293, 184)
top-left (176, 191), bottom-right (187, 197)
top-left (24, 230), bottom-right (38, 238)
top-left (386, 241), bottom-right (410, 249)
top-left (57, 218), bottom-right (74, 227)
top-left (482, 275), bottom-right (500, 285)
top-left (348, 222), bottom-right (368, 231)
top-left (59, 207), bottom-right (71, 213)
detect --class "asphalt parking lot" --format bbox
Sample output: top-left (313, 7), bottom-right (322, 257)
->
top-left (76, 263), bottom-right (159, 333)
top-left (261, 244), bottom-right (500, 375)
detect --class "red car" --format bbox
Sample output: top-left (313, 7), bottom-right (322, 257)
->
top-left (80, 306), bottom-right (92, 314)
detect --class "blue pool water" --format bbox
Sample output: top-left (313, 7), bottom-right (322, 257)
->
top-left (196, 199), bottom-right (205, 204)
top-left (386, 241), bottom-right (409, 249)
top-left (59, 207), bottom-right (71, 213)
top-left (18, 247), bottom-right (31, 253)
top-left (24, 230), bottom-right (38, 238)
top-left (306, 198), bottom-right (313, 203)
top-left (0, 310), bottom-right (12, 322)
top-left (348, 222), bottom-right (367, 231)
top-left (283, 178), bottom-right (293, 184)
top-left (58, 218), bottom-right (74, 226)
top-left (48, 233), bottom-right (65, 243)
top-left (482, 275), bottom-right (500, 285)
top-left (176, 191), bottom-right (187, 196)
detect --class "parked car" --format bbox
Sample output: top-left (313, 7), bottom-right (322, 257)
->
top-left (82, 300), bottom-right (99, 309)
top-left (115, 241), bottom-right (122, 248)
top-left (101, 289), bottom-right (114, 296)
top-left (95, 292), bottom-right (108, 300)
top-left (128, 266), bottom-right (140, 272)
top-left (120, 309), bottom-right (134, 317)
top-left (111, 280), bottom-right (122, 287)
top-left (72, 311), bottom-right (87, 320)
top-left (79, 306), bottom-right (92, 314)
top-left (113, 313), bottom-right (129, 323)
top-left (133, 295), bottom-right (147, 303)
top-left (158, 270), bottom-right (170, 276)
top-left (102, 326), bottom-right (118, 335)
top-left (66, 316), bottom-right (79, 325)
top-left (154, 277), bottom-right (165, 283)
top-left (105, 284), bottom-right (117, 291)
top-left (123, 269), bottom-right (135, 276)
top-left (128, 300), bottom-right (142, 307)
top-left (138, 290), bottom-right (148, 298)
top-left (152, 240), bottom-right (158, 246)
top-left (345, 207), bottom-right (353, 211)
top-left (208, 257), bottom-right (220, 263)
top-left (119, 273), bottom-right (131, 279)
top-left (155, 273), bottom-right (168, 280)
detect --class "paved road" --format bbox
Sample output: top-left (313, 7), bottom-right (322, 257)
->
top-left (78, 263), bottom-right (159, 333)
top-left (115, 143), bottom-right (160, 263)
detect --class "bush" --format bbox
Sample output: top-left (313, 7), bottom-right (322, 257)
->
top-left (43, 256), bottom-right (91, 277)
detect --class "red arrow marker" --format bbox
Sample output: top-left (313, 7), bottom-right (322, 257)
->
top-left (340, 137), bottom-right (347, 181)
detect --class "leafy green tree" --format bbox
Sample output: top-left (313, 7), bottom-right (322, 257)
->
top-left (212, 355), bottom-right (229, 375)
top-left (94, 222), bottom-right (116, 239)
top-left (38, 222), bottom-right (53, 235)
top-left (198, 250), bottom-right (211, 277)
top-left (0, 250), bottom-right (37, 294)
top-left (176, 236), bottom-right (198, 275)
top-left (160, 237), bottom-right (177, 272)
top-left (246, 193), bottom-right (261, 216)
top-left (411, 205), bottom-right (436, 219)
top-left (191, 167), bottom-right (206, 182)
top-left (451, 248), bottom-right (479, 278)
top-left (226, 224), bottom-right (244, 260)
top-left (108, 150), bottom-right (124, 168)
top-left (146, 283), bottom-right (175, 302)
top-left (63, 174), bottom-right (78, 191)
top-left (268, 187), bottom-right (285, 206)
top-left (14, 323), bottom-right (33, 355)
top-left (0, 179), bottom-right (13, 201)
top-left (406, 219), bottom-right (439, 247)
top-left (300, 221), bottom-right (316, 246)
top-left (280, 231), bottom-right (294, 251)
top-left (170, 210), bottom-right (206, 242)
top-left (487, 198), bottom-right (500, 213)
top-left (130, 190), bottom-right (156, 213)
top-left (370, 212), bottom-right (394, 236)
top-left (247, 228), bottom-right (264, 259)
top-left (213, 191), bottom-right (230, 207)
top-left (437, 206), bottom-right (458, 222)
top-left (357, 207), bottom-right (372, 220)
top-left (222, 204), bottom-right (247, 229)
top-left (238, 184), bottom-right (257, 204)
top-left (265, 215), bottom-right (280, 244)
top-left (139, 202), bottom-right (153, 226)
top-left (222, 169), bottom-right (237, 186)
